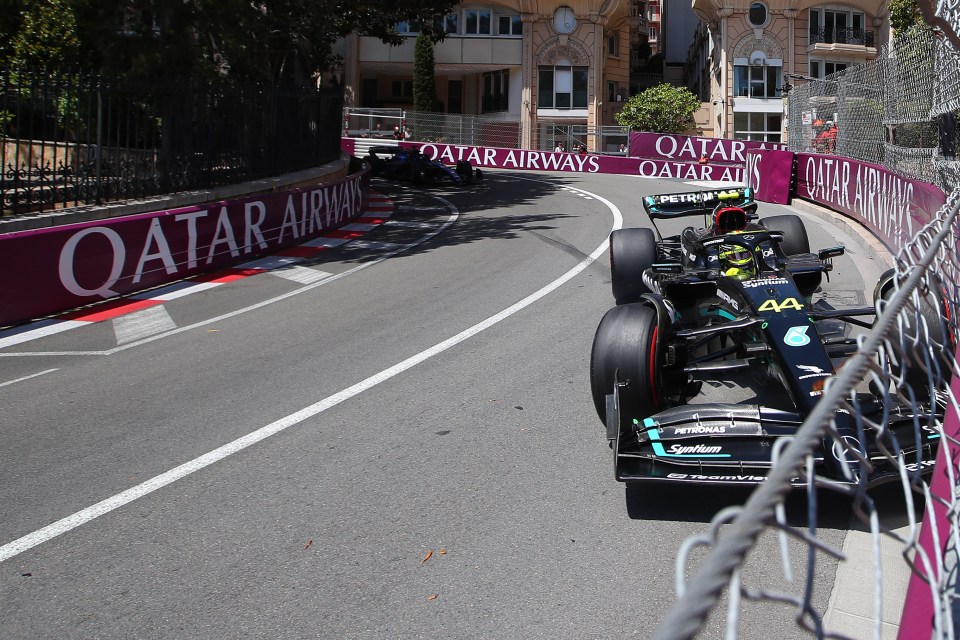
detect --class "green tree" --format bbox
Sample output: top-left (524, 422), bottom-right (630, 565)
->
top-left (3, 0), bottom-right (460, 87)
top-left (9, 0), bottom-right (80, 68)
top-left (615, 83), bottom-right (701, 134)
top-left (413, 32), bottom-right (438, 112)
top-left (889, 0), bottom-right (922, 33)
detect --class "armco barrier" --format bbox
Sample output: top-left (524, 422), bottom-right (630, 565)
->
top-left (0, 170), bottom-right (370, 327)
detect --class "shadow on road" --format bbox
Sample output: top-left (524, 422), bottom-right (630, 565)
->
top-left (624, 476), bottom-right (925, 533)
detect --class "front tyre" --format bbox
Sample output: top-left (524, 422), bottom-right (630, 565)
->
top-left (610, 228), bottom-right (657, 304)
top-left (589, 303), bottom-right (666, 425)
top-left (874, 270), bottom-right (952, 400)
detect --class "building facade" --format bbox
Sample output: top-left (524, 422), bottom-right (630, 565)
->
top-left (690, 0), bottom-right (888, 141)
top-left (338, 1), bottom-right (635, 150)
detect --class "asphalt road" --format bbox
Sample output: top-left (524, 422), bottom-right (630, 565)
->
top-left (0, 170), bottom-right (891, 639)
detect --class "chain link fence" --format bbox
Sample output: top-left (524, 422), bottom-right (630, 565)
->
top-left (657, 24), bottom-right (960, 639)
top-left (787, 26), bottom-right (959, 192)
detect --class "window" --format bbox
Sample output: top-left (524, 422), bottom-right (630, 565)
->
top-left (733, 63), bottom-right (782, 98)
top-left (537, 65), bottom-right (589, 109)
top-left (608, 81), bottom-right (625, 102)
top-left (465, 9), bottom-right (492, 35)
top-left (391, 80), bottom-right (414, 99)
top-left (809, 7), bottom-right (871, 46)
top-left (748, 2), bottom-right (768, 26)
top-left (649, 27), bottom-right (658, 41)
top-left (608, 34), bottom-right (620, 56)
top-left (809, 59), bottom-right (847, 78)
top-left (482, 70), bottom-right (510, 112)
top-left (733, 112), bottom-right (782, 141)
top-left (434, 14), bottom-right (459, 35)
top-left (497, 14), bottom-right (522, 36)
top-left (396, 20), bottom-right (419, 34)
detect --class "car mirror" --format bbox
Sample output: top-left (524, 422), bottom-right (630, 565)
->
top-left (818, 246), bottom-right (845, 259)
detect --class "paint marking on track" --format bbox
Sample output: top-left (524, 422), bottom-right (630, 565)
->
top-left (0, 368), bottom-right (58, 388)
top-left (268, 266), bottom-right (333, 285)
top-left (385, 220), bottom-right (438, 230)
top-left (113, 306), bottom-right (178, 345)
top-left (0, 184), bottom-right (622, 562)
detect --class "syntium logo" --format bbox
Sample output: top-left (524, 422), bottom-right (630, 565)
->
top-left (667, 444), bottom-right (723, 455)
top-left (644, 419), bottom-right (732, 458)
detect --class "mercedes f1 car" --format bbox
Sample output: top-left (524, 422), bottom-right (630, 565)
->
top-left (365, 145), bottom-right (482, 186)
top-left (589, 187), bottom-right (947, 486)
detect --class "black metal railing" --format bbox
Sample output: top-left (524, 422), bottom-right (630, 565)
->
top-left (0, 68), bottom-right (344, 218)
top-left (809, 27), bottom-right (875, 47)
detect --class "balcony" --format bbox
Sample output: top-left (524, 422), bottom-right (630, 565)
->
top-left (809, 27), bottom-right (875, 51)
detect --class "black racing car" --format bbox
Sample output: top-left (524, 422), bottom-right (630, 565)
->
top-left (590, 187), bottom-right (947, 486)
top-left (365, 145), bottom-right (482, 186)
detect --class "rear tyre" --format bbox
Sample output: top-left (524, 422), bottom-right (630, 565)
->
top-left (589, 303), bottom-right (665, 425)
top-left (761, 214), bottom-right (810, 255)
top-left (610, 228), bottom-right (657, 305)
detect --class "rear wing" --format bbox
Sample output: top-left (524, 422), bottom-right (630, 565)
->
top-left (642, 187), bottom-right (757, 220)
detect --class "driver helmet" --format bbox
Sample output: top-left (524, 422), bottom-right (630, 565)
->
top-left (719, 244), bottom-right (756, 280)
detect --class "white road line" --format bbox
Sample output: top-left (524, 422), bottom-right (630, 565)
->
top-left (0, 184), bottom-right (622, 563)
top-left (0, 368), bottom-right (58, 388)
top-left (269, 266), bottom-right (333, 285)
top-left (132, 281), bottom-right (222, 302)
top-left (0, 320), bottom-right (89, 349)
top-left (113, 306), bottom-right (178, 345)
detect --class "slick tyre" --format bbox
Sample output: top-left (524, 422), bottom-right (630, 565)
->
top-left (589, 303), bottom-right (664, 424)
top-left (761, 214), bottom-right (810, 255)
top-left (610, 228), bottom-right (657, 304)
top-left (875, 270), bottom-right (952, 399)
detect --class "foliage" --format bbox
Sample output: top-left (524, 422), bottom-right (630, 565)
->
top-left (9, 0), bottom-right (80, 69)
top-left (413, 33), bottom-right (438, 113)
top-left (615, 83), bottom-right (701, 134)
top-left (889, 0), bottom-right (922, 33)
top-left (0, 109), bottom-right (13, 137)
top-left (2, 0), bottom-right (460, 87)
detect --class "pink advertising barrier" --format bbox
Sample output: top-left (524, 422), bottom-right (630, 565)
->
top-left (744, 149), bottom-right (795, 205)
top-left (628, 131), bottom-right (787, 165)
top-left (794, 152), bottom-right (946, 250)
top-left (0, 170), bottom-right (371, 327)
top-left (347, 140), bottom-right (747, 183)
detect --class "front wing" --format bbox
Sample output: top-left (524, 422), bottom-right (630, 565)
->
top-left (609, 395), bottom-right (940, 487)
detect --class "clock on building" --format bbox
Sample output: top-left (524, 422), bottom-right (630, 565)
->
top-left (554, 6), bottom-right (577, 34)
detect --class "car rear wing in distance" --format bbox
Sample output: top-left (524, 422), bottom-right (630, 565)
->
top-left (642, 187), bottom-right (757, 219)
